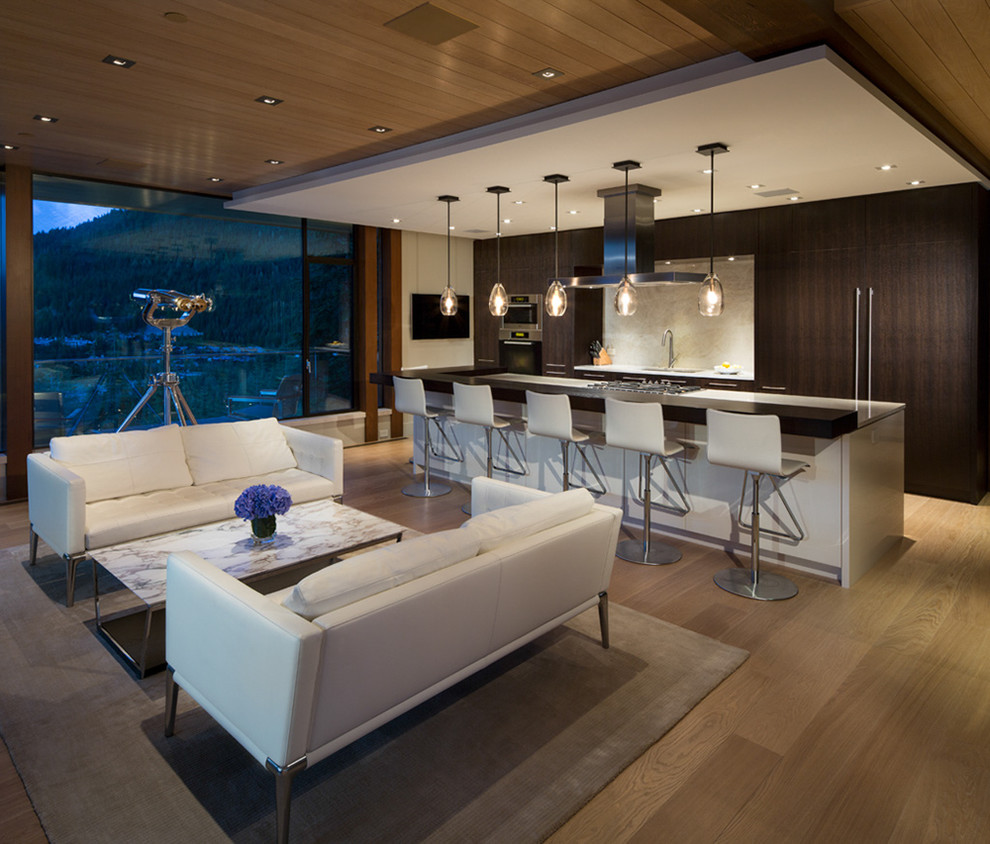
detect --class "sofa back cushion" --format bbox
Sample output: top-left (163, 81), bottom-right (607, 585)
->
top-left (459, 487), bottom-right (594, 553)
top-left (180, 418), bottom-right (296, 485)
top-left (283, 528), bottom-right (481, 621)
top-left (50, 425), bottom-right (193, 503)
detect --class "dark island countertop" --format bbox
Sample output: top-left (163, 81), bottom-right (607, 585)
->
top-left (371, 368), bottom-right (904, 440)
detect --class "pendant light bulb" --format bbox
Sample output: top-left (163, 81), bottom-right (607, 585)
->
top-left (544, 174), bottom-right (568, 318)
top-left (438, 194), bottom-right (459, 317)
top-left (612, 160), bottom-right (639, 318)
top-left (440, 285), bottom-right (458, 316)
top-left (699, 273), bottom-right (723, 317)
top-left (546, 279), bottom-right (567, 317)
top-left (487, 186), bottom-right (510, 317)
top-left (614, 276), bottom-right (638, 316)
top-left (488, 282), bottom-right (507, 317)
top-left (697, 143), bottom-right (728, 317)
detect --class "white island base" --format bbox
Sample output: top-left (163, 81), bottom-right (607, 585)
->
top-left (411, 389), bottom-right (904, 588)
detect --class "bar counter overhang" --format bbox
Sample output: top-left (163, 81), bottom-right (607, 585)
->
top-left (373, 368), bottom-right (906, 587)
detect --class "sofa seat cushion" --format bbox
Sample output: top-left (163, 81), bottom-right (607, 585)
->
top-left (85, 468), bottom-right (337, 550)
top-left (204, 468), bottom-right (337, 509)
top-left (180, 418), bottom-right (296, 485)
top-left (460, 487), bottom-right (595, 553)
top-left (283, 529), bottom-right (481, 621)
top-left (50, 425), bottom-right (193, 503)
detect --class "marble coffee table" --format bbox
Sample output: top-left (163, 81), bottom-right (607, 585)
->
top-left (91, 499), bottom-right (406, 677)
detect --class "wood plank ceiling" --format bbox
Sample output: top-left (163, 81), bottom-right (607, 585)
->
top-left (1, 0), bottom-right (989, 199)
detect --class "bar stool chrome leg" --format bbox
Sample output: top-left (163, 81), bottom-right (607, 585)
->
top-left (714, 473), bottom-right (798, 600)
top-left (403, 415), bottom-right (451, 498)
top-left (616, 452), bottom-right (681, 565)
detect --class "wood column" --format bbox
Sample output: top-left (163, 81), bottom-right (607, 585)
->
top-left (382, 229), bottom-right (404, 438)
top-left (355, 225), bottom-right (379, 443)
top-left (4, 166), bottom-right (33, 500)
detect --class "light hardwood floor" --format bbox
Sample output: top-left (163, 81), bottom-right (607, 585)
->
top-left (3, 439), bottom-right (989, 842)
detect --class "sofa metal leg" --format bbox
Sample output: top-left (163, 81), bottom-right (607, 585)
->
top-left (598, 591), bottom-right (610, 649)
top-left (29, 529), bottom-right (39, 566)
top-left (164, 667), bottom-right (179, 737)
top-left (65, 554), bottom-right (86, 608)
top-left (266, 756), bottom-right (308, 844)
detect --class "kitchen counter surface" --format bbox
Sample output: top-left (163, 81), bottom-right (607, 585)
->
top-left (574, 363), bottom-right (755, 381)
top-left (372, 368), bottom-right (904, 439)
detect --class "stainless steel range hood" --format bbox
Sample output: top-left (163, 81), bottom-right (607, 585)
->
top-left (557, 182), bottom-right (706, 287)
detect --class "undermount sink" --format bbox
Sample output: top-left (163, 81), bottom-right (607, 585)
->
top-left (643, 367), bottom-right (703, 374)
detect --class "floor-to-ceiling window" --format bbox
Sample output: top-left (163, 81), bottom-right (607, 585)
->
top-left (31, 175), bottom-right (353, 445)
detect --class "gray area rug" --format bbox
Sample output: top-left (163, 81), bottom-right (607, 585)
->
top-left (0, 544), bottom-right (747, 843)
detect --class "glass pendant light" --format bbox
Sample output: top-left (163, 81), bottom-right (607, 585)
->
top-left (544, 174), bottom-right (569, 318)
top-left (487, 186), bottom-right (510, 317)
top-left (438, 194), bottom-right (459, 316)
top-left (697, 143), bottom-right (728, 317)
top-left (613, 160), bottom-right (640, 317)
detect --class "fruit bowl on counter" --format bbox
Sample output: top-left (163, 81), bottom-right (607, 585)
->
top-left (713, 362), bottom-right (742, 375)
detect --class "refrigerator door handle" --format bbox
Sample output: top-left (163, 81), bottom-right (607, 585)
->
top-left (855, 288), bottom-right (861, 400)
top-left (868, 287), bottom-right (874, 403)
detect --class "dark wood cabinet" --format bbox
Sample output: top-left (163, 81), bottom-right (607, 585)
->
top-left (543, 288), bottom-right (604, 377)
top-left (755, 183), bottom-right (988, 502)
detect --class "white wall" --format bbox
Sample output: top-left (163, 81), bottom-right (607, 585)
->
top-left (602, 255), bottom-right (755, 371)
top-left (401, 230), bottom-right (475, 369)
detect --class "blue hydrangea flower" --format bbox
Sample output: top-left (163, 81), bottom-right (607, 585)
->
top-left (234, 484), bottom-right (293, 520)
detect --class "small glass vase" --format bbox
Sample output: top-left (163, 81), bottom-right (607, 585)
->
top-left (250, 515), bottom-right (277, 546)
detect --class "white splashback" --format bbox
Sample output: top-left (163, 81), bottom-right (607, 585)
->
top-left (602, 255), bottom-right (754, 371)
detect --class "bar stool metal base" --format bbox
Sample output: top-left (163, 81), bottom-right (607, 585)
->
top-left (713, 567), bottom-right (798, 601)
top-left (402, 481), bottom-right (451, 498)
top-left (616, 537), bottom-right (682, 565)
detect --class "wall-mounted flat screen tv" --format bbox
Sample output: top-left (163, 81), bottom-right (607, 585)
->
top-left (411, 293), bottom-right (470, 340)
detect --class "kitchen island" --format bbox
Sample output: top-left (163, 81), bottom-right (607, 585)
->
top-left (372, 368), bottom-right (905, 587)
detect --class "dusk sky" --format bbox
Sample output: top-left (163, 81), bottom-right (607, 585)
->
top-left (33, 201), bottom-right (114, 234)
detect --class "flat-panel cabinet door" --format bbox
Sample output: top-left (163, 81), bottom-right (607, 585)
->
top-left (757, 249), bottom-right (862, 398)
top-left (473, 295), bottom-right (499, 365)
top-left (868, 241), bottom-right (980, 500)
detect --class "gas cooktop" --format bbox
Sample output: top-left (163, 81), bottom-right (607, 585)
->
top-left (587, 379), bottom-right (704, 395)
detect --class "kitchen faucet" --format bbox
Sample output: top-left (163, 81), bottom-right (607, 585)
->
top-left (661, 328), bottom-right (675, 368)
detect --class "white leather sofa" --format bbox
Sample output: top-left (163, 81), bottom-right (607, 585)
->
top-left (164, 476), bottom-right (621, 844)
top-left (27, 417), bottom-right (344, 605)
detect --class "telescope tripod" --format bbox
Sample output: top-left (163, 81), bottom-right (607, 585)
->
top-left (117, 325), bottom-right (198, 432)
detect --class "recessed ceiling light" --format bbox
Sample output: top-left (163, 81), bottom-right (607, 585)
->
top-left (33, 114), bottom-right (58, 123)
top-left (692, 208), bottom-right (703, 213)
top-left (728, 256), bottom-right (735, 261)
top-left (392, 218), bottom-right (400, 223)
top-left (533, 67), bottom-right (563, 79)
top-left (265, 159), bottom-right (284, 165)
top-left (664, 261), bottom-right (671, 265)
top-left (3, 143), bottom-right (19, 150)
top-left (163, 11), bottom-right (188, 23)
top-left (207, 176), bottom-right (223, 182)
top-left (549, 225), bottom-right (557, 231)
top-left (789, 195), bottom-right (801, 201)
top-left (907, 179), bottom-right (925, 186)
top-left (876, 163), bottom-right (897, 171)
top-left (747, 184), bottom-right (763, 189)
top-left (513, 200), bottom-right (524, 205)
top-left (369, 125), bottom-right (392, 133)
top-left (502, 218), bottom-right (511, 224)
top-left (103, 55), bottom-right (136, 68)
top-left (255, 96), bottom-right (283, 106)
top-left (568, 209), bottom-right (579, 215)
top-left (700, 168), bottom-right (714, 175)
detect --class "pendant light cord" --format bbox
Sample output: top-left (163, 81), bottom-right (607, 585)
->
top-left (446, 199), bottom-right (452, 287)
top-left (624, 166), bottom-right (630, 278)
top-left (496, 191), bottom-right (501, 281)
top-left (554, 181), bottom-right (559, 279)
top-left (709, 149), bottom-right (715, 276)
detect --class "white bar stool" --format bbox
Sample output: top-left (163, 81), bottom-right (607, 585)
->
top-left (706, 409), bottom-right (808, 601)
top-left (525, 390), bottom-right (605, 494)
top-left (605, 397), bottom-right (689, 565)
top-left (393, 376), bottom-right (451, 498)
